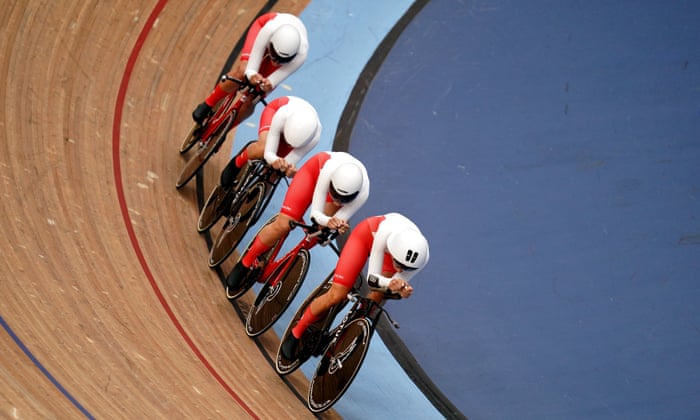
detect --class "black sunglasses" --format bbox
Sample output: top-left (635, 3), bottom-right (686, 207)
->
top-left (268, 45), bottom-right (296, 64)
top-left (393, 257), bottom-right (417, 272)
top-left (329, 183), bottom-right (358, 204)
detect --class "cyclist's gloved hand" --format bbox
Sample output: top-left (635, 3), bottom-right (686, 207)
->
top-left (271, 158), bottom-right (288, 172)
top-left (388, 278), bottom-right (413, 299)
top-left (326, 217), bottom-right (349, 234)
top-left (248, 73), bottom-right (272, 92)
top-left (248, 73), bottom-right (264, 85)
top-left (284, 164), bottom-right (297, 178)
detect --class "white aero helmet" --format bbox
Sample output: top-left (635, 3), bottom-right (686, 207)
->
top-left (269, 24), bottom-right (301, 63)
top-left (283, 106), bottom-right (318, 148)
top-left (329, 162), bottom-right (363, 204)
top-left (387, 229), bottom-right (429, 271)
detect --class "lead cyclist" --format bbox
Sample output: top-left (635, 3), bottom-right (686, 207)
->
top-left (281, 212), bottom-right (430, 359)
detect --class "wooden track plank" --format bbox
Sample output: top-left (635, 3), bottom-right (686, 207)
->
top-left (1, 1), bottom-right (340, 418)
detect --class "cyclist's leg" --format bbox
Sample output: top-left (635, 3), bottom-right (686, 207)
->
top-left (281, 281), bottom-right (352, 360)
top-left (311, 218), bottom-right (373, 317)
top-left (279, 275), bottom-right (339, 360)
top-left (193, 63), bottom-right (245, 123)
top-left (220, 133), bottom-right (266, 188)
top-left (240, 160), bottom-right (314, 268)
top-left (224, 215), bottom-right (279, 299)
top-left (291, 283), bottom-right (349, 335)
top-left (229, 158), bottom-right (314, 289)
top-left (240, 213), bottom-right (290, 264)
top-left (284, 220), bottom-right (372, 352)
top-left (204, 62), bottom-right (245, 108)
top-left (366, 290), bottom-right (389, 305)
top-left (244, 130), bottom-right (267, 161)
top-left (276, 274), bottom-right (335, 374)
top-left (226, 211), bottom-right (291, 290)
top-left (220, 154), bottom-right (243, 189)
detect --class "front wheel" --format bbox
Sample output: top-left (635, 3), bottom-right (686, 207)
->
top-left (179, 122), bottom-right (204, 154)
top-left (197, 159), bottom-right (262, 232)
top-left (197, 183), bottom-right (229, 232)
top-left (245, 249), bottom-right (310, 337)
top-left (175, 111), bottom-right (234, 189)
top-left (208, 181), bottom-right (267, 268)
top-left (307, 318), bottom-right (373, 413)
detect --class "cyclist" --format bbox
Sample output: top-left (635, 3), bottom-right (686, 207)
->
top-left (192, 12), bottom-right (309, 125)
top-left (225, 151), bottom-right (370, 298)
top-left (280, 212), bottom-right (429, 359)
top-left (211, 96), bottom-right (321, 202)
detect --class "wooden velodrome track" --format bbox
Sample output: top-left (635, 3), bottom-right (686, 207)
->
top-left (0, 0), bottom-right (352, 418)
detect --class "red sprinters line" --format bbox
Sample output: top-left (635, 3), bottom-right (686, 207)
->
top-left (111, 2), bottom-right (259, 418)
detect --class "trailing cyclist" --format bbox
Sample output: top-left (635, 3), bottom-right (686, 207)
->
top-left (280, 212), bottom-right (430, 360)
top-left (225, 151), bottom-right (370, 298)
top-left (191, 12), bottom-right (309, 126)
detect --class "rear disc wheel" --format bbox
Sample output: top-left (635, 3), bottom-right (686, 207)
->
top-left (245, 250), bottom-right (310, 337)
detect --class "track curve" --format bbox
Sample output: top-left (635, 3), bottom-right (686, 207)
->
top-left (0, 1), bottom-right (340, 418)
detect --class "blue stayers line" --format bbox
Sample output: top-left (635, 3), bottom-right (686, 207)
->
top-left (0, 314), bottom-right (95, 419)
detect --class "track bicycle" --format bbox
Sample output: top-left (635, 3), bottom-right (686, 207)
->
top-left (207, 162), bottom-right (285, 268)
top-left (196, 140), bottom-right (257, 233)
top-left (175, 76), bottom-right (266, 189)
top-left (243, 221), bottom-right (339, 337)
top-left (275, 274), bottom-right (401, 413)
top-left (196, 140), bottom-right (281, 233)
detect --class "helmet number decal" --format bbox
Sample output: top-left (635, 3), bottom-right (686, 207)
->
top-left (405, 250), bottom-right (419, 264)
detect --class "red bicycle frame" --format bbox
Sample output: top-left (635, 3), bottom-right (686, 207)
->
top-left (200, 79), bottom-right (263, 147)
top-left (256, 222), bottom-right (337, 288)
